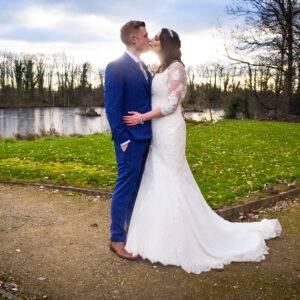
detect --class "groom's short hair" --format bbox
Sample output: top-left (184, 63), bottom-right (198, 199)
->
top-left (120, 20), bottom-right (146, 45)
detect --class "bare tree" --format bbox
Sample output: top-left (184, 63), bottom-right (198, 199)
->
top-left (226, 0), bottom-right (300, 114)
top-left (36, 55), bottom-right (45, 96)
top-left (23, 56), bottom-right (37, 99)
top-left (0, 51), bottom-right (13, 91)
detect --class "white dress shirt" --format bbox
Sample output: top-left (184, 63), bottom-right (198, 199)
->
top-left (125, 49), bottom-right (140, 63)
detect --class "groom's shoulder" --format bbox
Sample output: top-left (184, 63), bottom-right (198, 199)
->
top-left (106, 53), bottom-right (127, 70)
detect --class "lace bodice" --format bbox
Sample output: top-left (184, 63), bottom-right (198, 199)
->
top-left (152, 61), bottom-right (187, 116)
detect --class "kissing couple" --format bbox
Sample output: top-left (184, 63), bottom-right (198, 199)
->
top-left (104, 20), bottom-right (281, 274)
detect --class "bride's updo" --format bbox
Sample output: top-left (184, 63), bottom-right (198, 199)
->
top-left (158, 28), bottom-right (184, 73)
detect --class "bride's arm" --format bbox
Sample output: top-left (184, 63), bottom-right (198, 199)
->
top-left (123, 107), bottom-right (162, 125)
top-left (160, 62), bottom-right (187, 116)
top-left (123, 62), bottom-right (187, 126)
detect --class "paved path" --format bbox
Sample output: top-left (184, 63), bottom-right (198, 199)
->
top-left (0, 184), bottom-right (299, 300)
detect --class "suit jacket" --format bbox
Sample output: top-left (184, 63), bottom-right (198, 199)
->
top-left (104, 52), bottom-right (152, 144)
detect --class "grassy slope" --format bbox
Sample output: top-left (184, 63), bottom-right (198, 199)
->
top-left (0, 119), bottom-right (299, 207)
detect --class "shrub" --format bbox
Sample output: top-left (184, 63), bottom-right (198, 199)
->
top-left (225, 95), bottom-right (252, 119)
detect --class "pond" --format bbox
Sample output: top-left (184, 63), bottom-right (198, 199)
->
top-left (0, 107), bottom-right (225, 138)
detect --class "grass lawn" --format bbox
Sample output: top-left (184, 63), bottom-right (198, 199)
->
top-left (0, 119), bottom-right (299, 207)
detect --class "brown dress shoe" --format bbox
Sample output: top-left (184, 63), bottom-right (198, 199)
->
top-left (109, 241), bottom-right (138, 260)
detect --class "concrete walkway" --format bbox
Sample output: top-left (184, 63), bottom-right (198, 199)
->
top-left (0, 184), bottom-right (299, 300)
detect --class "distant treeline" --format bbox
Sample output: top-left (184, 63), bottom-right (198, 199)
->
top-left (0, 51), bottom-right (299, 118)
top-left (0, 52), bottom-right (105, 109)
top-left (184, 63), bottom-right (300, 117)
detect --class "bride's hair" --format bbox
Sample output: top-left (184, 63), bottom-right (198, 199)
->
top-left (158, 28), bottom-right (184, 73)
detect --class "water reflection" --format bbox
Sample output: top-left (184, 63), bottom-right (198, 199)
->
top-left (184, 108), bottom-right (225, 122)
top-left (0, 107), bottom-right (225, 138)
top-left (0, 107), bottom-right (111, 138)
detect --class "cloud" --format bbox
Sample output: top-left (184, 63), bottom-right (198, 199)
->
top-left (0, 3), bottom-right (123, 42)
top-left (0, 27), bottom-right (106, 43)
top-left (0, 0), bottom-right (234, 33)
top-left (0, 0), bottom-right (235, 67)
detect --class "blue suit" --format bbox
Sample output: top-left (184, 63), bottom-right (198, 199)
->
top-left (105, 52), bottom-right (152, 242)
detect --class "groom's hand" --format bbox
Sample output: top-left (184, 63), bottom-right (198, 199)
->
top-left (123, 112), bottom-right (141, 126)
top-left (121, 144), bottom-right (128, 152)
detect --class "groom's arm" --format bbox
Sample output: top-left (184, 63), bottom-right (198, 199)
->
top-left (105, 62), bottom-right (131, 145)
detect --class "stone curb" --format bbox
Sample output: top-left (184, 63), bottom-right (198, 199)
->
top-left (0, 181), bottom-right (113, 197)
top-left (216, 187), bottom-right (300, 218)
top-left (1, 181), bottom-right (300, 219)
top-left (0, 288), bottom-right (23, 300)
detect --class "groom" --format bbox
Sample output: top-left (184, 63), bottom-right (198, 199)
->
top-left (104, 21), bottom-right (152, 259)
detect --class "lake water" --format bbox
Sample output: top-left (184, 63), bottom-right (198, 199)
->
top-left (184, 109), bottom-right (225, 122)
top-left (0, 107), bottom-right (225, 138)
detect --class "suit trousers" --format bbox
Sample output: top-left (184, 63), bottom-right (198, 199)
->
top-left (110, 139), bottom-right (151, 242)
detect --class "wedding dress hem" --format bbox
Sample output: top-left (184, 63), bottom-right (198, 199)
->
top-left (126, 218), bottom-right (281, 274)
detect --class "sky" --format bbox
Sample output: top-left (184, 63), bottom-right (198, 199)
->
top-left (0, 0), bottom-right (236, 68)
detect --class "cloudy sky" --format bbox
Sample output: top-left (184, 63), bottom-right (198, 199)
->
top-left (0, 0), bottom-right (236, 68)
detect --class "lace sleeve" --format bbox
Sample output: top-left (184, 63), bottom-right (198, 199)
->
top-left (161, 62), bottom-right (187, 116)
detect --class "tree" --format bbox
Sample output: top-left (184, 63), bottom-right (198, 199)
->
top-left (36, 57), bottom-right (45, 96)
top-left (226, 0), bottom-right (300, 114)
top-left (187, 68), bottom-right (198, 105)
top-left (0, 52), bottom-right (13, 92)
top-left (0, 59), bottom-right (6, 91)
top-left (14, 59), bottom-right (24, 92)
top-left (79, 62), bottom-right (91, 97)
top-left (23, 57), bottom-right (36, 99)
top-left (46, 63), bottom-right (54, 101)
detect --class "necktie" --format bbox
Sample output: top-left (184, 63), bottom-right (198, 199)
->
top-left (138, 61), bottom-right (148, 82)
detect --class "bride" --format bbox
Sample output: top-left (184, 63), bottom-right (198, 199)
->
top-left (123, 28), bottom-right (282, 274)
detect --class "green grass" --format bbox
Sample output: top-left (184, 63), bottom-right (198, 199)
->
top-left (0, 119), bottom-right (299, 207)
top-left (186, 119), bottom-right (300, 206)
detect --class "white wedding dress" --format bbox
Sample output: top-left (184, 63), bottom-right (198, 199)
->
top-left (125, 62), bottom-right (282, 274)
